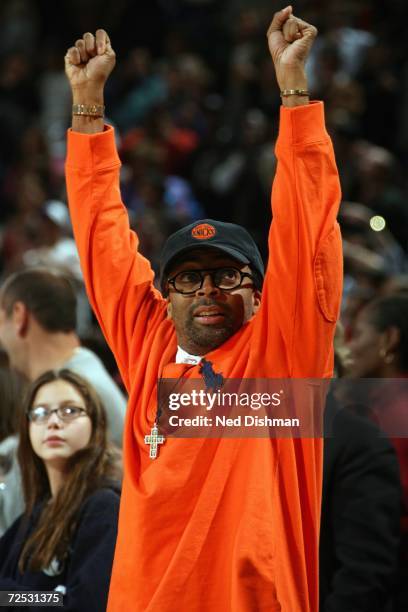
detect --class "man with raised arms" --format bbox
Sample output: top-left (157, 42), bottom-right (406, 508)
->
top-left (64, 6), bottom-right (342, 611)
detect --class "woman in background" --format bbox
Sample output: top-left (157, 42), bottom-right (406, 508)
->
top-left (0, 369), bottom-right (121, 611)
top-left (320, 323), bottom-right (401, 611)
top-left (348, 294), bottom-right (408, 611)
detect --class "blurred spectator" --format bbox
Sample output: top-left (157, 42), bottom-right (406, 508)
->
top-left (346, 295), bottom-right (408, 610)
top-left (320, 324), bottom-right (401, 610)
top-left (382, 275), bottom-right (408, 297)
top-left (80, 329), bottom-right (125, 392)
top-left (0, 369), bottom-right (121, 610)
top-left (350, 144), bottom-right (407, 251)
top-left (0, 360), bottom-right (26, 536)
top-left (22, 200), bottom-right (81, 281)
top-left (2, 196), bottom-right (91, 333)
top-left (120, 104), bottom-right (200, 176)
top-left (340, 202), bottom-right (407, 277)
top-left (222, 8), bottom-right (267, 133)
top-left (321, 396), bottom-right (401, 611)
top-left (111, 48), bottom-right (167, 131)
top-left (346, 295), bottom-right (408, 380)
top-left (0, 51), bottom-right (39, 166)
top-left (0, 0), bottom-right (39, 56)
top-left (357, 42), bottom-right (399, 151)
top-left (338, 201), bottom-right (408, 336)
top-left (307, 2), bottom-right (376, 93)
top-left (39, 45), bottom-right (71, 168)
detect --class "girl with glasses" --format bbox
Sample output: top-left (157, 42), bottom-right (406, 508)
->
top-left (0, 369), bottom-right (121, 611)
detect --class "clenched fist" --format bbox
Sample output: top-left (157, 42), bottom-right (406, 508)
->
top-left (65, 29), bottom-right (116, 94)
top-left (266, 6), bottom-right (317, 102)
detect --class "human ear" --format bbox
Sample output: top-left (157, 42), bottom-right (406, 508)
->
top-left (381, 326), bottom-right (400, 355)
top-left (252, 290), bottom-right (262, 314)
top-left (166, 300), bottom-right (173, 320)
top-left (12, 302), bottom-right (29, 336)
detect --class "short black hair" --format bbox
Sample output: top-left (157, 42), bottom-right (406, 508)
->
top-left (365, 295), bottom-right (408, 370)
top-left (0, 268), bottom-right (77, 333)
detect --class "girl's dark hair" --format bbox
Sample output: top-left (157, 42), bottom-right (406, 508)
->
top-left (0, 364), bottom-right (25, 444)
top-left (365, 295), bottom-right (408, 371)
top-left (17, 369), bottom-right (121, 573)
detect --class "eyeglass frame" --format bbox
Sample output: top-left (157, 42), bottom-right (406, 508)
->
top-left (27, 404), bottom-right (89, 424)
top-left (167, 266), bottom-right (255, 295)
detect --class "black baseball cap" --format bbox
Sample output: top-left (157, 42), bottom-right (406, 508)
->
top-left (159, 219), bottom-right (264, 292)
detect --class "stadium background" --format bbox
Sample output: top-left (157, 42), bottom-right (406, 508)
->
top-left (0, 0), bottom-right (407, 355)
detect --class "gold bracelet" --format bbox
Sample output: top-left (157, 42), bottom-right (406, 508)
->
top-left (280, 89), bottom-right (310, 97)
top-left (72, 103), bottom-right (105, 117)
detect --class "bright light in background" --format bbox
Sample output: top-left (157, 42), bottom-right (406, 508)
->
top-left (370, 215), bottom-right (386, 232)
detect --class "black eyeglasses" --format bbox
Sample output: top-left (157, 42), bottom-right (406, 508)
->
top-left (167, 267), bottom-right (254, 295)
top-left (27, 405), bottom-right (88, 424)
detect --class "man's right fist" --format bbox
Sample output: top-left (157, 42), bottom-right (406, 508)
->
top-left (65, 29), bottom-right (116, 92)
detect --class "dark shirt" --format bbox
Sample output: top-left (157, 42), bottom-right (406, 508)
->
top-left (0, 487), bottom-right (120, 611)
top-left (320, 399), bottom-right (401, 611)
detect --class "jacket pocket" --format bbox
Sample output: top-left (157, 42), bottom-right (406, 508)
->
top-left (314, 223), bottom-right (343, 322)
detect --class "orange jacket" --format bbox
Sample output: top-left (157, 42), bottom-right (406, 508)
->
top-left (66, 101), bottom-right (342, 612)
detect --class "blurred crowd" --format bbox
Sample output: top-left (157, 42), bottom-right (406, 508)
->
top-left (0, 0), bottom-right (407, 298)
top-left (0, 0), bottom-right (407, 610)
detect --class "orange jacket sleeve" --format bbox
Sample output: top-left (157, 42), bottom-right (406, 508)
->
top-left (255, 101), bottom-right (343, 377)
top-left (251, 102), bottom-right (342, 612)
top-left (65, 128), bottom-right (167, 390)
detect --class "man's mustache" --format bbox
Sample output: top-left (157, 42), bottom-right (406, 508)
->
top-left (188, 299), bottom-right (231, 319)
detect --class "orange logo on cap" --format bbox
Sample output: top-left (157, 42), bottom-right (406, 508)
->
top-left (191, 223), bottom-right (216, 240)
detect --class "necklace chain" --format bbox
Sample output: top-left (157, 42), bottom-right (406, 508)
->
top-left (145, 363), bottom-right (197, 460)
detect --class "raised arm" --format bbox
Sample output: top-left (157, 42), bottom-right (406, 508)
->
top-left (65, 30), bottom-right (114, 135)
top-left (64, 32), bottom-right (167, 389)
top-left (254, 8), bottom-right (342, 377)
top-left (267, 6), bottom-right (314, 109)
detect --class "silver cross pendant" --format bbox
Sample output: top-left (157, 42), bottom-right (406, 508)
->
top-left (144, 422), bottom-right (165, 459)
